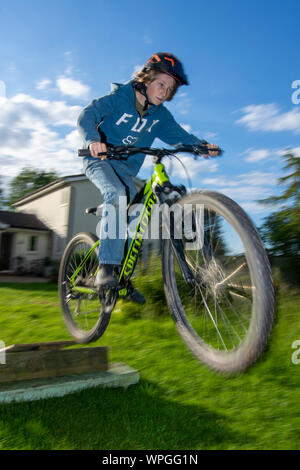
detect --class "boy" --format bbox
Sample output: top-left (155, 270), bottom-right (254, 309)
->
top-left (77, 52), bottom-right (220, 302)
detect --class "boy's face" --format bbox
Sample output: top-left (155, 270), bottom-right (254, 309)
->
top-left (146, 73), bottom-right (176, 105)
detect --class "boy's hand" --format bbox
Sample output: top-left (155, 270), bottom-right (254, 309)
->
top-left (202, 143), bottom-right (220, 158)
top-left (89, 142), bottom-right (107, 160)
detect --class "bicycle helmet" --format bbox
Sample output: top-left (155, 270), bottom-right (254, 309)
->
top-left (143, 52), bottom-right (189, 86)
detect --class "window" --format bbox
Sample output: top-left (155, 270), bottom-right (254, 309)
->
top-left (28, 235), bottom-right (38, 252)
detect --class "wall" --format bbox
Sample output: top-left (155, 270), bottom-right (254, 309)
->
top-left (15, 185), bottom-right (72, 259)
top-left (68, 179), bottom-right (103, 239)
top-left (9, 229), bottom-right (50, 270)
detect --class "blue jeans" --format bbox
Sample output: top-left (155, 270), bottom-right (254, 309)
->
top-left (83, 158), bottom-right (138, 265)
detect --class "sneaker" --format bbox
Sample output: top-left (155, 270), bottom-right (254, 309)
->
top-left (126, 281), bottom-right (146, 304)
top-left (95, 264), bottom-right (118, 288)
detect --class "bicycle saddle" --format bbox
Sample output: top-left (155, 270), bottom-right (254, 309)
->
top-left (85, 204), bottom-right (103, 217)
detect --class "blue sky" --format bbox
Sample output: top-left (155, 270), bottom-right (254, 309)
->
top-left (0, 0), bottom-right (300, 227)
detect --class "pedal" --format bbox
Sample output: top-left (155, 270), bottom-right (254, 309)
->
top-left (99, 285), bottom-right (118, 300)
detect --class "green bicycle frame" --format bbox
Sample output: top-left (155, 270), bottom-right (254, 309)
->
top-left (119, 162), bottom-right (170, 286)
top-left (70, 162), bottom-right (170, 296)
top-left (70, 240), bottom-right (100, 295)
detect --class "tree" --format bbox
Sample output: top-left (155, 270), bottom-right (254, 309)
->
top-left (260, 151), bottom-right (300, 208)
top-left (8, 167), bottom-right (59, 206)
top-left (259, 151), bottom-right (300, 283)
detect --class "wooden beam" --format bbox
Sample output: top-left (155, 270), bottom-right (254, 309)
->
top-left (0, 342), bottom-right (108, 384)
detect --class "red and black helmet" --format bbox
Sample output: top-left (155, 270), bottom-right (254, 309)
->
top-left (144, 52), bottom-right (189, 86)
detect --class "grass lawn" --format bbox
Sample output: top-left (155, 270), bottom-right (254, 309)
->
top-left (0, 279), bottom-right (299, 450)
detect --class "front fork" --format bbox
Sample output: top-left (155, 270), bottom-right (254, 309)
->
top-left (155, 183), bottom-right (195, 285)
top-left (169, 214), bottom-right (196, 285)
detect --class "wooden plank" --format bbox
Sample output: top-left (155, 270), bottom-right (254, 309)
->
top-left (1, 340), bottom-right (76, 353)
top-left (0, 347), bottom-right (108, 384)
top-left (0, 364), bottom-right (140, 402)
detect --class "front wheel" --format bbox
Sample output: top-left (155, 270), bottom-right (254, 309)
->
top-left (162, 191), bottom-right (274, 374)
top-left (59, 232), bottom-right (116, 343)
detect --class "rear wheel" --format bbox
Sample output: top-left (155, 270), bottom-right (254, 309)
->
top-left (162, 191), bottom-right (274, 374)
top-left (59, 232), bottom-right (116, 343)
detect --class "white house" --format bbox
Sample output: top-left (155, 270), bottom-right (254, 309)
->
top-left (0, 173), bottom-right (148, 273)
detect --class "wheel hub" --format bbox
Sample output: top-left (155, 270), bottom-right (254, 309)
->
top-left (200, 259), bottom-right (226, 296)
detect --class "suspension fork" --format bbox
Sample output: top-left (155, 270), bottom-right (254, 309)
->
top-left (154, 188), bottom-right (195, 285)
top-left (168, 212), bottom-right (195, 284)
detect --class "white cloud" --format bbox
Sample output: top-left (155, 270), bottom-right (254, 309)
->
top-left (0, 94), bottom-right (81, 127)
top-left (64, 129), bottom-right (83, 149)
top-left (56, 77), bottom-right (90, 99)
top-left (166, 154), bottom-right (218, 179)
top-left (239, 201), bottom-right (271, 214)
top-left (272, 146), bottom-right (300, 158)
top-left (201, 171), bottom-right (278, 213)
top-left (243, 146), bottom-right (300, 163)
top-left (245, 148), bottom-right (271, 162)
top-left (202, 131), bottom-right (217, 141)
top-left (0, 94), bottom-right (83, 180)
top-left (203, 171), bottom-right (277, 188)
top-left (236, 103), bottom-right (300, 134)
top-left (290, 146), bottom-right (300, 156)
top-left (36, 78), bottom-right (52, 90)
top-left (240, 171), bottom-right (277, 186)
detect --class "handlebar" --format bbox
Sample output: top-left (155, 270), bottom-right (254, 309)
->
top-left (78, 144), bottom-right (223, 160)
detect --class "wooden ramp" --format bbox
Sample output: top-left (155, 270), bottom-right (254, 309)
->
top-left (0, 341), bottom-right (139, 403)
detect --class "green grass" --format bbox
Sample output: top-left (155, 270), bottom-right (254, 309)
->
top-left (0, 279), bottom-right (299, 450)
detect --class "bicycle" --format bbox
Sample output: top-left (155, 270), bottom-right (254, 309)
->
top-left (58, 144), bottom-right (274, 374)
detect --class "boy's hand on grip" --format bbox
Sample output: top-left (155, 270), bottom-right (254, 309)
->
top-left (202, 143), bottom-right (221, 159)
top-left (89, 142), bottom-right (108, 159)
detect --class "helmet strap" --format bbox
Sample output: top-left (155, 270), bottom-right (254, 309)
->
top-left (132, 80), bottom-right (154, 111)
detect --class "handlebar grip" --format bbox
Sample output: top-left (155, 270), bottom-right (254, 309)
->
top-left (78, 149), bottom-right (109, 157)
top-left (78, 149), bottom-right (92, 157)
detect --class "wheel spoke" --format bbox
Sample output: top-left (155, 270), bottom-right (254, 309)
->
top-left (171, 200), bottom-right (256, 354)
top-left (60, 235), bottom-right (115, 342)
top-left (196, 283), bottom-right (228, 350)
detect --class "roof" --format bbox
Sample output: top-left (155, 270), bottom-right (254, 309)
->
top-left (12, 173), bottom-right (145, 207)
top-left (0, 211), bottom-right (51, 231)
top-left (12, 174), bottom-right (87, 207)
